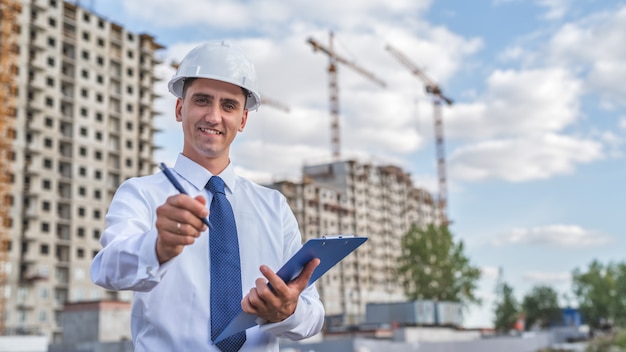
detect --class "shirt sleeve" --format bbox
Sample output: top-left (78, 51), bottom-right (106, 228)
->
top-left (90, 178), bottom-right (170, 292)
top-left (257, 192), bottom-right (325, 340)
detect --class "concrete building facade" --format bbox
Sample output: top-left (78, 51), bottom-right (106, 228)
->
top-left (270, 159), bottom-right (440, 325)
top-left (4, 0), bottom-right (162, 341)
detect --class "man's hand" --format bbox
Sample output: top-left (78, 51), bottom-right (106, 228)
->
top-left (155, 194), bottom-right (208, 264)
top-left (241, 258), bottom-right (321, 323)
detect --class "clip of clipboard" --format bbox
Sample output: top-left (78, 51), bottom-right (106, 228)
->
top-left (214, 235), bottom-right (368, 343)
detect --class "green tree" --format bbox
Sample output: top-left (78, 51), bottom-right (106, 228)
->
top-left (522, 285), bottom-right (562, 330)
top-left (494, 282), bottom-right (520, 332)
top-left (572, 260), bottom-right (615, 329)
top-left (614, 263), bottom-right (626, 327)
top-left (572, 260), bottom-right (626, 329)
top-left (396, 224), bottom-right (481, 304)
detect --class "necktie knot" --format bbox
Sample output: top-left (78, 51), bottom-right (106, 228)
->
top-left (207, 176), bottom-right (225, 195)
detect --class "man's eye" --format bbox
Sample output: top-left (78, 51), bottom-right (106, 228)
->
top-left (195, 97), bottom-right (209, 104)
top-left (223, 103), bottom-right (236, 111)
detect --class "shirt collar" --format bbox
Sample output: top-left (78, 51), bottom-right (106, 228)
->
top-left (173, 154), bottom-right (237, 194)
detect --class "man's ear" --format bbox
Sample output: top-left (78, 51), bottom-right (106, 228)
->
top-left (238, 110), bottom-right (249, 132)
top-left (175, 98), bottom-right (183, 122)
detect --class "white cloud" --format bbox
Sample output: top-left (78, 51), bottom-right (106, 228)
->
top-left (536, 0), bottom-right (572, 20)
top-left (446, 68), bottom-right (583, 140)
top-left (620, 117), bottom-right (626, 129)
top-left (547, 5), bottom-right (626, 106)
top-left (118, 0), bottom-right (432, 32)
top-left (448, 133), bottom-right (603, 182)
top-left (548, 6), bottom-right (626, 64)
top-left (492, 0), bottom-right (571, 20)
top-left (121, 0), bottom-right (277, 31)
top-left (232, 139), bottom-right (326, 183)
top-left (498, 46), bottom-right (526, 62)
top-left (491, 224), bottom-right (613, 247)
top-left (436, 5), bottom-right (624, 185)
top-left (599, 131), bottom-right (624, 158)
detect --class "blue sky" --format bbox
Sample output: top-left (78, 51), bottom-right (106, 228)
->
top-left (88, 0), bottom-right (626, 327)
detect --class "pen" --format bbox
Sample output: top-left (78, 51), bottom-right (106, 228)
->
top-left (159, 162), bottom-right (211, 227)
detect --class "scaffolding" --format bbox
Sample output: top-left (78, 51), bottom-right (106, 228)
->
top-left (0, 0), bottom-right (21, 335)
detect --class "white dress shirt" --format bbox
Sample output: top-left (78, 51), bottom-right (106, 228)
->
top-left (90, 154), bottom-right (325, 351)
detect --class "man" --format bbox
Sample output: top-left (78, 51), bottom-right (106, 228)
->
top-left (90, 41), bottom-right (325, 351)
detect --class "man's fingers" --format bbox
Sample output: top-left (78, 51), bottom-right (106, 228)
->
top-left (194, 194), bottom-right (207, 207)
top-left (154, 194), bottom-right (209, 264)
top-left (242, 281), bottom-right (272, 313)
top-left (241, 293), bottom-right (255, 314)
top-left (157, 195), bottom-right (208, 233)
top-left (241, 288), bottom-right (259, 312)
top-left (250, 259), bottom-right (320, 323)
top-left (174, 221), bottom-right (182, 235)
top-left (259, 265), bottom-right (289, 295)
top-left (176, 194), bottom-right (208, 220)
top-left (290, 258), bottom-right (320, 290)
top-left (260, 258), bottom-right (320, 296)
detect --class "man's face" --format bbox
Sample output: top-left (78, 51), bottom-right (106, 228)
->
top-left (176, 78), bottom-right (248, 167)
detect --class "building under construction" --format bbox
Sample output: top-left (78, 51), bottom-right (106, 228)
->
top-left (0, 0), bottom-right (162, 341)
top-left (269, 159), bottom-right (440, 325)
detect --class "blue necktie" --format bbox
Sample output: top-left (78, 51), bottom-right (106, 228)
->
top-left (207, 176), bottom-right (246, 351)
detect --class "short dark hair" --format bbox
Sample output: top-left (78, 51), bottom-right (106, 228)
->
top-left (181, 78), bottom-right (249, 108)
top-left (181, 77), bottom-right (198, 98)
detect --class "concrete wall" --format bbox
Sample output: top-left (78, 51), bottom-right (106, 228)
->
top-left (0, 336), bottom-right (48, 352)
top-left (415, 332), bottom-right (554, 352)
top-left (395, 327), bottom-right (482, 343)
top-left (59, 301), bottom-right (132, 348)
top-left (49, 340), bottom-right (134, 352)
top-left (98, 305), bottom-right (132, 342)
top-left (61, 309), bottom-right (100, 345)
top-left (281, 331), bottom-right (558, 352)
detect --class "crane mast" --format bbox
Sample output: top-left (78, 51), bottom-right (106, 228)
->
top-left (386, 44), bottom-right (453, 225)
top-left (0, 0), bottom-right (21, 334)
top-left (308, 31), bottom-right (386, 159)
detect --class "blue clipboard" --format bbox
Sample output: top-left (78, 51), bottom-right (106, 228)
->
top-left (214, 235), bottom-right (368, 343)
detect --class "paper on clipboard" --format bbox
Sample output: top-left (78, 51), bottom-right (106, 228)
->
top-left (213, 235), bottom-right (368, 343)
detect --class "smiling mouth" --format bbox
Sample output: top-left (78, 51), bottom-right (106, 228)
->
top-left (199, 127), bottom-right (222, 135)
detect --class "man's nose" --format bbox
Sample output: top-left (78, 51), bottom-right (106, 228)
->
top-left (203, 104), bottom-right (221, 123)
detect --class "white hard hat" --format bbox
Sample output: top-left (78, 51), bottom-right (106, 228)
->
top-left (168, 40), bottom-right (261, 111)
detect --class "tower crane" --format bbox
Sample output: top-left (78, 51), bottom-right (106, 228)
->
top-left (260, 96), bottom-right (291, 113)
top-left (307, 31), bottom-right (386, 159)
top-left (0, 0), bottom-right (21, 335)
top-left (385, 43), bottom-right (453, 225)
